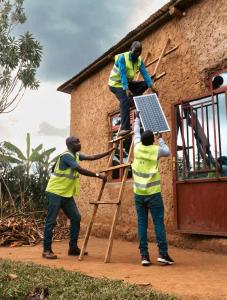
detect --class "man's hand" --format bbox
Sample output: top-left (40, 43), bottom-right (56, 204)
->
top-left (146, 87), bottom-right (153, 94)
top-left (155, 132), bottom-right (162, 139)
top-left (126, 89), bottom-right (133, 98)
top-left (135, 111), bottom-right (140, 118)
top-left (99, 174), bottom-right (107, 182)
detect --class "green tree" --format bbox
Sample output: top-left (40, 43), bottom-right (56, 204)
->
top-left (0, 0), bottom-right (42, 113)
top-left (0, 134), bottom-right (56, 213)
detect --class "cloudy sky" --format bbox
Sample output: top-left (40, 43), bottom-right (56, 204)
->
top-left (0, 0), bottom-right (169, 154)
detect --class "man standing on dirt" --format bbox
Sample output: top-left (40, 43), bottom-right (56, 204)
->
top-left (132, 112), bottom-right (174, 266)
top-left (108, 41), bottom-right (157, 136)
top-left (42, 136), bottom-right (114, 259)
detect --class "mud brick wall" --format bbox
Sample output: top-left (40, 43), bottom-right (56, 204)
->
top-left (70, 0), bottom-right (227, 241)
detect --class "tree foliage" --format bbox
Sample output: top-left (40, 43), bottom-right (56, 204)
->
top-left (0, 0), bottom-right (42, 113)
top-left (0, 134), bottom-right (57, 214)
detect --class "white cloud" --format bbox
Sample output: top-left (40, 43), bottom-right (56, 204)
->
top-left (0, 0), bottom-right (170, 158)
top-left (0, 81), bottom-right (70, 154)
top-left (127, 0), bottom-right (169, 31)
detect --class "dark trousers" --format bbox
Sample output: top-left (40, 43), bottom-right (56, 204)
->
top-left (109, 81), bottom-right (148, 130)
top-left (43, 192), bottom-right (81, 251)
top-left (134, 192), bottom-right (168, 257)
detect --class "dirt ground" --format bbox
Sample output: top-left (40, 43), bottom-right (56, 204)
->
top-left (0, 237), bottom-right (227, 300)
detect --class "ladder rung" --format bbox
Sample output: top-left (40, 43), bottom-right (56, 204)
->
top-left (155, 71), bottom-right (166, 80)
top-left (108, 131), bottom-right (134, 143)
top-left (99, 162), bottom-right (131, 172)
top-left (89, 201), bottom-right (119, 205)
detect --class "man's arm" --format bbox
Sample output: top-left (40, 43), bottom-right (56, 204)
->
top-left (156, 133), bottom-right (170, 158)
top-left (81, 147), bottom-right (115, 161)
top-left (61, 153), bottom-right (107, 181)
top-left (139, 60), bottom-right (153, 88)
top-left (133, 114), bottom-right (141, 146)
top-left (117, 54), bottom-right (129, 91)
top-left (74, 165), bottom-right (106, 181)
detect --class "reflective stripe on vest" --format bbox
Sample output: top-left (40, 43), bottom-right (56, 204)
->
top-left (46, 151), bottom-right (80, 197)
top-left (108, 51), bottom-right (142, 88)
top-left (132, 143), bottom-right (161, 195)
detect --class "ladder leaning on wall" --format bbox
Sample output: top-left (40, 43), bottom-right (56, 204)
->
top-left (79, 131), bottom-right (134, 263)
top-left (79, 39), bottom-right (179, 263)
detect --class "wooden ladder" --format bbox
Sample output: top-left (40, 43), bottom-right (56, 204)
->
top-left (79, 131), bottom-right (134, 263)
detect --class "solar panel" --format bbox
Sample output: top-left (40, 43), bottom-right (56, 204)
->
top-left (133, 93), bottom-right (170, 133)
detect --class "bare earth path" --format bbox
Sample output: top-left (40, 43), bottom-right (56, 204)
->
top-left (0, 237), bottom-right (227, 300)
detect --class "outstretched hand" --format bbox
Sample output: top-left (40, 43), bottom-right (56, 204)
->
top-left (155, 132), bottom-right (162, 139)
top-left (135, 110), bottom-right (140, 118)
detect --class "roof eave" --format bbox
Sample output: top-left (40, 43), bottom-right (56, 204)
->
top-left (58, 0), bottom-right (197, 94)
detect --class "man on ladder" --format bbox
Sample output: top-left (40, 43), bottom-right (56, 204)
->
top-left (132, 112), bottom-right (174, 266)
top-left (108, 41), bottom-right (157, 136)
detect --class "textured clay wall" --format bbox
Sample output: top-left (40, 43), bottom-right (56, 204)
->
top-left (70, 0), bottom-right (227, 241)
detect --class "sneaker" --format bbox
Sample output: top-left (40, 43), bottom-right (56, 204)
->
top-left (118, 129), bottom-right (131, 136)
top-left (141, 255), bottom-right (151, 266)
top-left (157, 253), bottom-right (174, 265)
top-left (42, 250), bottom-right (57, 259)
top-left (68, 247), bottom-right (88, 256)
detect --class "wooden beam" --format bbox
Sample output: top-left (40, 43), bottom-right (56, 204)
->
top-left (108, 131), bottom-right (134, 143)
top-left (152, 38), bottom-right (170, 77)
top-left (154, 72), bottom-right (166, 81)
top-left (144, 45), bottom-right (179, 69)
top-left (169, 6), bottom-right (186, 18)
top-left (89, 201), bottom-right (120, 205)
top-left (99, 162), bottom-right (131, 173)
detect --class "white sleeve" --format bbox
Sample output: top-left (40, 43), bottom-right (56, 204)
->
top-left (158, 138), bottom-right (170, 158)
top-left (133, 117), bottom-right (141, 146)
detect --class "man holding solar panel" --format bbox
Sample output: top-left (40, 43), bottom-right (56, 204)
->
top-left (131, 111), bottom-right (174, 266)
top-left (108, 41), bottom-right (157, 136)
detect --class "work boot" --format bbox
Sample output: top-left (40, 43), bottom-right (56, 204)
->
top-left (141, 255), bottom-right (151, 266)
top-left (118, 129), bottom-right (131, 137)
top-left (157, 253), bottom-right (174, 265)
top-left (42, 249), bottom-right (57, 259)
top-left (68, 246), bottom-right (88, 256)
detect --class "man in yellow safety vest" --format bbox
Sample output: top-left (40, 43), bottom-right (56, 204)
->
top-left (108, 41), bottom-right (157, 136)
top-left (132, 112), bottom-right (174, 266)
top-left (42, 136), bottom-right (114, 259)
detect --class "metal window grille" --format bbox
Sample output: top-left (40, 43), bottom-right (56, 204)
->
top-left (175, 91), bottom-right (227, 180)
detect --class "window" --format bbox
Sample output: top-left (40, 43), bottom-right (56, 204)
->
top-left (110, 110), bottom-right (135, 181)
top-left (175, 70), bottom-right (227, 180)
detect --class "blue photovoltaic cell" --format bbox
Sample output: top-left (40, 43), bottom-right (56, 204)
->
top-left (133, 94), bottom-right (170, 133)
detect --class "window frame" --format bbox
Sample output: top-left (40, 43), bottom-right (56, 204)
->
top-left (173, 69), bottom-right (227, 182)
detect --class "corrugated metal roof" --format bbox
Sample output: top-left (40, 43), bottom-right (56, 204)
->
top-left (58, 0), bottom-right (198, 93)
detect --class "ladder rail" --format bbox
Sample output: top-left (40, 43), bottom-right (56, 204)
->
top-left (79, 129), bottom-right (123, 261)
top-left (79, 131), bottom-right (134, 262)
top-left (104, 140), bottom-right (134, 262)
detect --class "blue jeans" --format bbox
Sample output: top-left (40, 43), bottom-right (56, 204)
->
top-left (134, 192), bottom-right (168, 256)
top-left (109, 81), bottom-right (148, 130)
top-left (43, 192), bottom-right (81, 251)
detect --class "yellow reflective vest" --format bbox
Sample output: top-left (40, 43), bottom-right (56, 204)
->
top-left (132, 143), bottom-right (161, 195)
top-left (108, 51), bottom-right (142, 88)
top-left (46, 151), bottom-right (80, 197)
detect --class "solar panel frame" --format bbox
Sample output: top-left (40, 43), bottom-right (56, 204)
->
top-left (133, 93), bottom-right (170, 133)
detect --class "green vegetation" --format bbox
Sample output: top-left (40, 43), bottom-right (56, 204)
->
top-left (0, 259), bottom-right (179, 300)
top-left (0, 133), bottom-right (57, 215)
top-left (0, 0), bottom-right (42, 113)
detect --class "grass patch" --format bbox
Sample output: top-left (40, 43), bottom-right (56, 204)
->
top-left (0, 259), bottom-right (180, 299)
